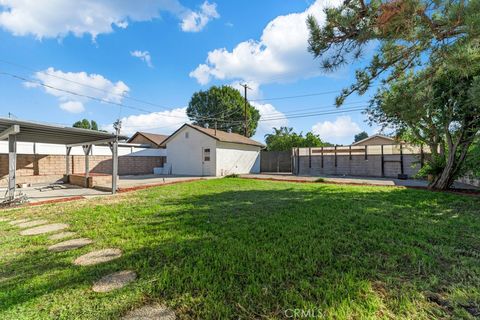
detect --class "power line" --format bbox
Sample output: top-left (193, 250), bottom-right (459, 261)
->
top-left (0, 58), bottom-right (377, 108)
top-left (0, 58), bottom-right (175, 112)
top-left (259, 107), bottom-right (366, 122)
top-left (0, 70), bottom-right (228, 122)
top-left (249, 85), bottom-right (379, 102)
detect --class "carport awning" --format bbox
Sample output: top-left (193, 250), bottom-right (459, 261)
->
top-left (0, 118), bottom-right (127, 145)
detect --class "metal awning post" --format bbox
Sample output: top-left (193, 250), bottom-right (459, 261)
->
top-left (66, 146), bottom-right (72, 176)
top-left (8, 134), bottom-right (17, 201)
top-left (1, 125), bottom-right (20, 201)
top-left (82, 145), bottom-right (92, 188)
top-left (109, 140), bottom-right (118, 194)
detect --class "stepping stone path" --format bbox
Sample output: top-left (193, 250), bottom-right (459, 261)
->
top-left (16, 219), bottom-right (49, 229)
top-left (48, 238), bottom-right (93, 252)
top-left (48, 231), bottom-right (77, 241)
top-left (122, 304), bottom-right (176, 320)
top-left (92, 270), bottom-right (137, 293)
top-left (10, 215), bottom-right (144, 313)
top-left (9, 219), bottom-right (30, 226)
top-left (73, 248), bottom-right (122, 266)
top-left (20, 223), bottom-right (69, 236)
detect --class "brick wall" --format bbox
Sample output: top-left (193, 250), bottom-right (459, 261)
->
top-left (0, 154), bottom-right (166, 179)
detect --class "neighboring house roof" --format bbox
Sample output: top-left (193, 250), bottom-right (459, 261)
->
top-left (160, 123), bottom-right (265, 148)
top-left (351, 134), bottom-right (396, 146)
top-left (127, 131), bottom-right (169, 147)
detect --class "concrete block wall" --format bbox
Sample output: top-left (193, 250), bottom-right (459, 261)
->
top-left (297, 154), bottom-right (422, 178)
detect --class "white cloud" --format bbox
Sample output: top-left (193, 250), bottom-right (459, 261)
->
top-left (60, 101), bottom-right (85, 113)
top-left (251, 102), bottom-right (288, 139)
top-left (103, 107), bottom-right (189, 136)
top-left (229, 81), bottom-right (261, 100)
top-left (130, 50), bottom-right (153, 68)
top-left (311, 116), bottom-right (361, 145)
top-left (25, 67), bottom-right (129, 113)
top-left (180, 1), bottom-right (219, 32)
top-left (0, 0), bottom-right (216, 39)
top-left (190, 0), bottom-right (342, 85)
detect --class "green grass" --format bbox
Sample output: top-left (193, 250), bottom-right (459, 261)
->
top-left (0, 178), bottom-right (479, 319)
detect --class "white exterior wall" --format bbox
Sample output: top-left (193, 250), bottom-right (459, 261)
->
top-left (166, 127), bottom-right (217, 176)
top-left (215, 141), bottom-right (261, 176)
top-left (0, 141), bottom-right (165, 156)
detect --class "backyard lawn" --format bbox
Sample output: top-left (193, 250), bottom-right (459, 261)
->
top-left (0, 178), bottom-right (479, 319)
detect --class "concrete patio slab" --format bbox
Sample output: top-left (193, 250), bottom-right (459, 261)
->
top-left (92, 270), bottom-right (137, 293)
top-left (0, 184), bottom-right (110, 205)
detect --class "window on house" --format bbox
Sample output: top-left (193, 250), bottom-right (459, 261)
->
top-left (185, 132), bottom-right (189, 139)
top-left (203, 148), bottom-right (210, 161)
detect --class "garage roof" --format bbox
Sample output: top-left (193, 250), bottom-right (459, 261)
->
top-left (0, 118), bottom-right (127, 145)
top-left (160, 123), bottom-right (265, 148)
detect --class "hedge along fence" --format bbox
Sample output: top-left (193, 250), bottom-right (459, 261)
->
top-left (292, 144), bottom-right (431, 178)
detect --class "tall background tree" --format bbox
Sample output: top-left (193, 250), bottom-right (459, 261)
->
top-left (186, 85), bottom-right (260, 137)
top-left (307, 0), bottom-right (480, 189)
top-left (73, 119), bottom-right (99, 131)
top-left (265, 127), bottom-right (331, 151)
top-left (354, 131), bottom-right (368, 143)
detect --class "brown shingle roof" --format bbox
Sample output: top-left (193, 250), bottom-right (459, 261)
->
top-left (128, 132), bottom-right (169, 146)
top-left (161, 124), bottom-right (265, 148)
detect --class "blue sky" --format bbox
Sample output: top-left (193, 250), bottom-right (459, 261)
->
top-left (0, 0), bottom-right (379, 145)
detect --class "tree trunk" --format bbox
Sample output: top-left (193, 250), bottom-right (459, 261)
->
top-left (429, 138), bottom-right (473, 190)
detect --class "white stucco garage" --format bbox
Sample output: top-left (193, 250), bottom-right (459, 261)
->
top-left (160, 124), bottom-right (264, 176)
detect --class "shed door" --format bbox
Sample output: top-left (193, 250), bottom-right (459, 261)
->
top-left (201, 147), bottom-right (212, 176)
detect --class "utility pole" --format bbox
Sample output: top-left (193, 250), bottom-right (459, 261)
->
top-left (239, 83), bottom-right (251, 137)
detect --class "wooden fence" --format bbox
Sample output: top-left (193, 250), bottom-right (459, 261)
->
top-left (260, 151), bottom-right (292, 173)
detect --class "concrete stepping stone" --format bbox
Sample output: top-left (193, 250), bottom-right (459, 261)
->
top-left (48, 238), bottom-right (93, 252)
top-left (9, 219), bottom-right (30, 226)
top-left (16, 219), bottom-right (49, 229)
top-left (92, 270), bottom-right (137, 293)
top-left (122, 304), bottom-right (176, 320)
top-left (73, 248), bottom-right (122, 266)
top-left (20, 223), bottom-right (69, 236)
top-left (48, 232), bottom-right (77, 241)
